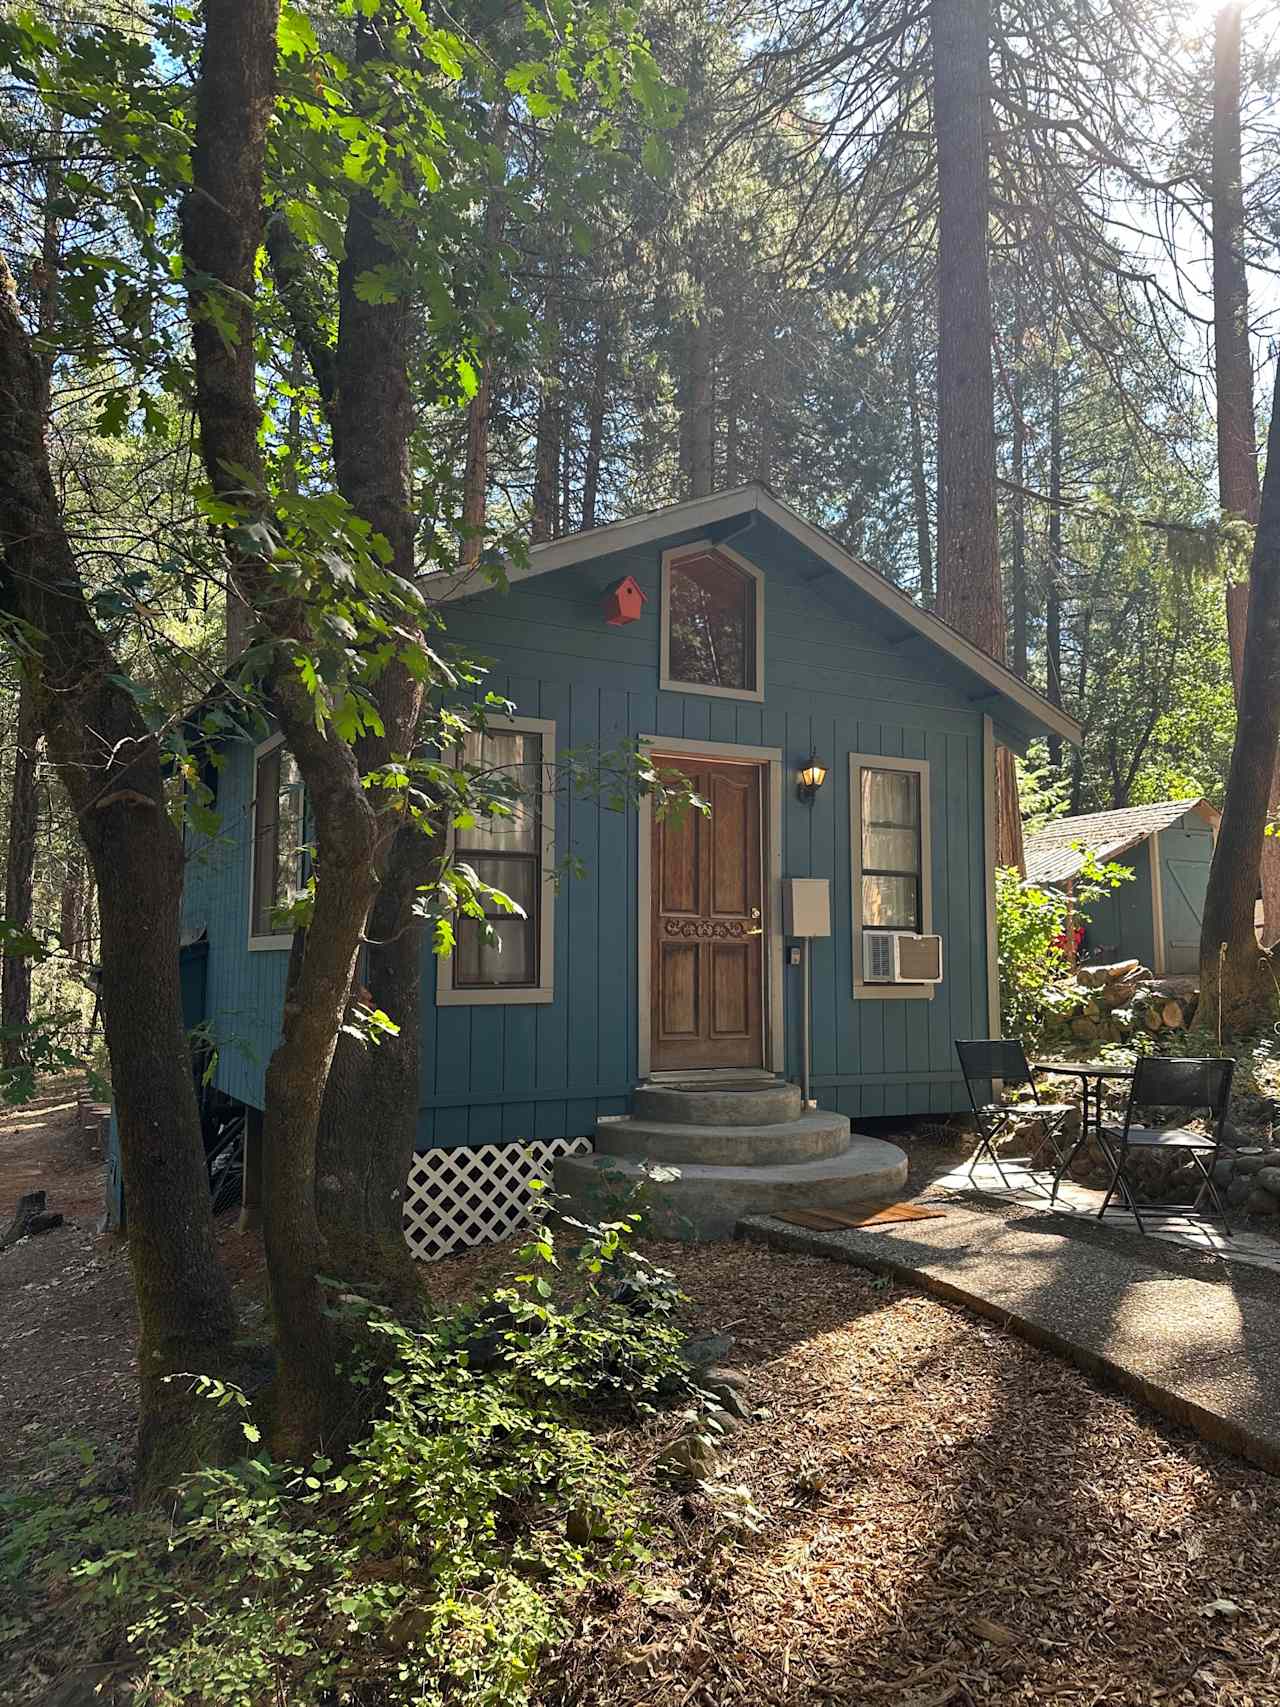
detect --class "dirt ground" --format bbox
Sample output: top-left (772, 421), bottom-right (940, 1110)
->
top-left (7, 1092), bottom-right (1280, 1704)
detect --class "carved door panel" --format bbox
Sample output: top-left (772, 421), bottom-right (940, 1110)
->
top-left (650, 758), bottom-right (764, 1071)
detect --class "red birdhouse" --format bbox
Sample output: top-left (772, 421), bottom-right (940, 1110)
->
top-left (604, 575), bottom-right (647, 626)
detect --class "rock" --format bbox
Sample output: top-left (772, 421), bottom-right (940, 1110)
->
top-left (657, 1430), bottom-right (718, 1480)
top-left (1234, 1151), bottom-right (1269, 1176)
top-left (702, 1362), bottom-right (748, 1392)
top-left (680, 1332), bottom-right (735, 1371)
top-left (700, 1367), bottom-right (750, 1419)
top-left (703, 1403), bottom-right (742, 1438)
top-left (1255, 1167), bottom-right (1280, 1196)
top-left (1227, 1176), bottom-right (1253, 1208)
top-left (1212, 1158), bottom-right (1236, 1188)
top-left (1245, 1189), bottom-right (1280, 1217)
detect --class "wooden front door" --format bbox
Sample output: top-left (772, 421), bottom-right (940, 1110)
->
top-left (650, 757), bottom-right (764, 1071)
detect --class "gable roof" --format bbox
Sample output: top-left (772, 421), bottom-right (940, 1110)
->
top-left (432, 483), bottom-right (1082, 749)
top-left (1025, 798), bottom-right (1220, 886)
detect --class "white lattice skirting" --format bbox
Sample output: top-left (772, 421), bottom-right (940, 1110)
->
top-left (403, 1136), bottom-right (593, 1263)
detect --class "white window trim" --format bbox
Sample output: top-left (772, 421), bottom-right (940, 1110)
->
top-left (436, 714), bottom-right (557, 1007)
top-left (849, 752), bottom-right (935, 1001)
top-left (248, 733), bottom-right (301, 953)
top-left (659, 538), bottom-right (765, 703)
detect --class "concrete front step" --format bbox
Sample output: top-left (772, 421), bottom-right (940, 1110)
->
top-left (595, 1109), bottom-right (850, 1167)
top-left (630, 1079), bottom-right (802, 1127)
top-left (555, 1135), bottom-right (908, 1241)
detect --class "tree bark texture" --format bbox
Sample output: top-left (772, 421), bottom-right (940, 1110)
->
top-left (1199, 361), bottom-right (1280, 1034)
top-left (1046, 370), bottom-right (1064, 769)
top-left (904, 311), bottom-right (934, 605)
top-left (531, 271), bottom-right (560, 543)
top-left (1009, 367), bottom-right (1028, 680)
top-left (2, 680), bottom-right (39, 1069)
top-left (581, 315), bottom-right (610, 530)
top-left (932, 0), bottom-right (1002, 652)
top-left (931, 0), bottom-right (1022, 872)
top-left (686, 313), bottom-right (714, 498)
top-left (1212, 2), bottom-right (1278, 944)
top-left (1213, 4), bottom-right (1260, 532)
top-left (184, 0), bottom-right (389, 1454)
top-left (310, 42), bottom-right (434, 1307)
top-left (0, 256), bottom-right (235, 1489)
top-left (315, 823), bottom-right (444, 1311)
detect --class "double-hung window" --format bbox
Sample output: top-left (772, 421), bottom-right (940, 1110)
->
top-left (850, 753), bottom-right (932, 995)
top-left (437, 716), bottom-right (556, 1005)
top-left (249, 736), bottom-right (306, 949)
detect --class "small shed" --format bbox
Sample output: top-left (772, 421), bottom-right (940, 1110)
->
top-left (1024, 799), bottom-right (1220, 976)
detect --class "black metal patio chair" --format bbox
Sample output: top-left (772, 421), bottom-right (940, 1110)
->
top-left (1097, 1055), bottom-right (1236, 1236)
top-left (955, 1039), bottom-right (1078, 1194)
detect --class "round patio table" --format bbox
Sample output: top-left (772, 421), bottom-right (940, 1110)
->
top-left (1033, 1059), bottom-right (1135, 1138)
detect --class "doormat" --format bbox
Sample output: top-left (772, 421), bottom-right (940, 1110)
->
top-left (776, 1201), bottom-right (945, 1231)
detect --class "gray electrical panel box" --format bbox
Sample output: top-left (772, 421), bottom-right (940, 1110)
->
top-left (783, 877), bottom-right (831, 938)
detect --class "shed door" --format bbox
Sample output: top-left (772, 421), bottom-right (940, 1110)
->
top-left (650, 758), bottom-right (764, 1071)
top-left (1162, 826), bottom-right (1213, 975)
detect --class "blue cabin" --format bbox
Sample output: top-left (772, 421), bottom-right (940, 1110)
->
top-left (1024, 799), bottom-right (1220, 977)
top-left (181, 486), bottom-right (1077, 1249)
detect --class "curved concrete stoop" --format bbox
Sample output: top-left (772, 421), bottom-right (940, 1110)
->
top-left (554, 1078), bottom-right (908, 1241)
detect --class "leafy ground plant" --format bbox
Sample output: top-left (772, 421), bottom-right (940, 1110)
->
top-left (1, 1213), bottom-right (693, 1706)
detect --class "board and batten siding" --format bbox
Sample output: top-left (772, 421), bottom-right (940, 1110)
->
top-left (181, 514), bottom-right (996, 1141)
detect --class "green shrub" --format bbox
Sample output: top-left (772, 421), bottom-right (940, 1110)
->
top-left (997, 850), bottom-right (1133, 1046)
top-left (2, 1212), bottom-right (692, 1706)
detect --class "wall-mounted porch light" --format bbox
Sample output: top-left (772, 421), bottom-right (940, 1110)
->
top-left (797, 750), bottom-right (828, 803)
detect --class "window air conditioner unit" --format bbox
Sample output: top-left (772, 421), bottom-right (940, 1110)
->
top-left (863, 930), bottom-right (944, 985)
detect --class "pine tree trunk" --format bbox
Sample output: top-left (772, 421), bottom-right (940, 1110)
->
top-left (1010, 365), bottom-right (1028, 680)
top-left (461, 366), bottom-right (492, 561)
top-left (1212, 1), bottom-right (1278, 945)
top-left (904, 311), bottom-right (934, 605)
top-left (687, 314), bottom-right (714, 498)
top-left (581, 315), bottom-right (609, 531)
top-left (59, 848), bottom-right (84, 956)
top-left (0, 255), bottom-right (236, 1493)
top-left (1200, 363), bottom-right (1280, 1033)
top-left (531, 271), bottom-right (560, 543)
top-left (2, 681), bottom-right (39, 1069)
top-left (931, 0), bottom-right (1022, 872)
top-left (1046, 369), bottom-right (1064, 769)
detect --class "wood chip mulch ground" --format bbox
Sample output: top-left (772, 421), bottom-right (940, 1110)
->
top-left (545, 1239), bottom-right (1280, 1707)
top-left (7, 1095), bottom-right (1280, 1705)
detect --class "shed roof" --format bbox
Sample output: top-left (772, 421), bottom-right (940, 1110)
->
top-left (1024, 798), bottom-right (1220, 886)
top-left (431, 483), bottom-right (1081, 750)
